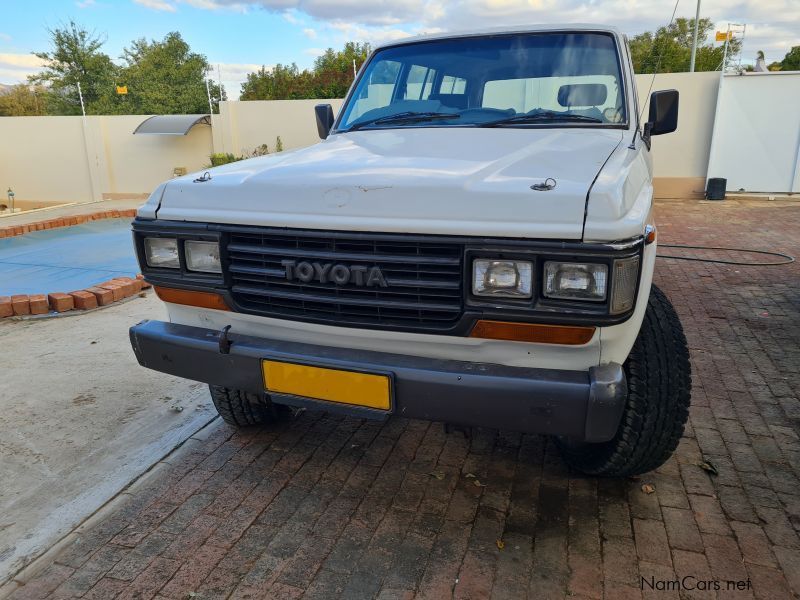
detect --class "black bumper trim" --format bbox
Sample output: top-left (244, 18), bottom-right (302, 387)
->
top-left (129, 320), bottom-right (627, 442)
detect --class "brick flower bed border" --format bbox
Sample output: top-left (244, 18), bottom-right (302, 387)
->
top-left (0, 208), bottom-right (148, 319)
top-left (0, 208), bottom-right (137, 239)
top-left (0, 275), bottom-right (152, 319)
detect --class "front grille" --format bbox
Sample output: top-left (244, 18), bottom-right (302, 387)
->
top-left (225, 228), bottom-right (464, 330)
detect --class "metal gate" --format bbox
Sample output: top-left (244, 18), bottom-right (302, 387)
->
top-left (706, 72), bottom-right (800, 194)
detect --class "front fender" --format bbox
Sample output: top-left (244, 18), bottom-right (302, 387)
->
top-left (584, 140), bottom-right (652, 242)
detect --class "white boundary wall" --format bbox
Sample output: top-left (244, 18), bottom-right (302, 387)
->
top-left (1, 72), bottom-right (777, 207)
top-left (0, 115), bottom-right (212, 208)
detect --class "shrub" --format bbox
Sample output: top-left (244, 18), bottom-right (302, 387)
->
top-left (209, 152), bottom-right (239, 167)
top-left (206, 138), bottom-right (281, 168)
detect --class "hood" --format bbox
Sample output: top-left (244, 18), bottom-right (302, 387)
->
top-left (156, 127), bottom-right (623, 239)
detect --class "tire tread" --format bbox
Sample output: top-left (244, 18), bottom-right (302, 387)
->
top-left (559, 285), bottom-right (692, 476)
top-left (208, 385), bottom-right (276, 427)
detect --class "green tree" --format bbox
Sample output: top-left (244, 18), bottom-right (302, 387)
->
top-left (103, 32), bottom-right (224, 114)
top-left (630, 18), bottom-right (741, 73)
top-left (312, 42), bottom-right (371, 97)
top-left (0, 84), bottom-right (47, 116)
top-left (28, 21), bottom-right (117, 115)
top-left (240, 42), bottom-right (371, 100)
top-left (240, 63), bottom-right (314, 100)
top-left (780, 46), bottom-right (800, 71)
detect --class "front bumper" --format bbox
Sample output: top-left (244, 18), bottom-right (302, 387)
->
top-left (129, 320), bottom-right (627, 442)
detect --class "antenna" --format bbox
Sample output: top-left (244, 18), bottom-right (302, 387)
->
top-left (76, 81), bottom-right (86, 117)
top-left (205, 78), bottom-right (214, 114)
top-left (629, 0), bottom-right (681, 149)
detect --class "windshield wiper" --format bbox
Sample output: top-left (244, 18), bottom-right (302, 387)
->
top-left (481, 112), bottom-right (603, 127)
top-left (347, 111), bottom-right (461, 131)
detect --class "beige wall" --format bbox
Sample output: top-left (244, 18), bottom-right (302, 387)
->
top-left (1, 74), bottom-right (720, 206)
top-left (99, 116), bottom-right (213, 196)
top-left (213, 98), bottom-right (345, 157)
top-left (0, 116), bottom-right (94, 205)
top-left (0, 114), bottom-right (213, 206)
top-left (634, 71), bottom-right (720, 198)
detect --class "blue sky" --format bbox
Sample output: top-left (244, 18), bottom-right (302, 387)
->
top-left (1, 0), bottom-right (798, 98)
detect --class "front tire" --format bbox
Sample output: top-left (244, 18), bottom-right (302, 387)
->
top-left (208, 385), bottom-right (290, 427)
top-left (558, 285), bottom-right (691, 476)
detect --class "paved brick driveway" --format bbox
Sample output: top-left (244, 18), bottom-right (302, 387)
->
top-left (7, 199), bottom-right (800, 600)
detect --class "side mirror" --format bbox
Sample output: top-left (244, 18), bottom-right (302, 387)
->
top-left (643, 90), bottom-right (679, 149)
top-left (315, 104), bottom-right (335, 139)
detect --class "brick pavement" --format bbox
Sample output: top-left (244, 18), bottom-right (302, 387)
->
top-left (5, 198), bottom-right (800, 600)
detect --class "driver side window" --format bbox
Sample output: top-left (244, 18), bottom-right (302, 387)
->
top-left (403, 65), bottom-right (437, 100)
top-left (348, 60), bottom-right (400, 121)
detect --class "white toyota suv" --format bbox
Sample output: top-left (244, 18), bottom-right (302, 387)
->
top-left (130, 24), bottom-right (691, 476)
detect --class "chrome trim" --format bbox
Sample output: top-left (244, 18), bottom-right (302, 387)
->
top-left (593, 235), bottom-right (645, 251)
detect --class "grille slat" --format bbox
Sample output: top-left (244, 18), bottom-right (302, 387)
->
top-left (225, 228), bottom-right (464, 329)
top-left (226, 244), bottom-right (461, 265)
top-left (232, 285), bottom-right (461, 312)
top-left (229, 264), bottom-right (461, 290)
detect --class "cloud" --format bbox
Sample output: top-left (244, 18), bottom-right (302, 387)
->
top-left (327, 22), bottom-right (418, 46)
top-left (170, 0), bottom-right (799, 59)
top-left (0, 33), bottom-right (12, 43)
top-left (282, 10), bottom-right (303, 24)
top-left (207, 61), bottom-right (266, 98)
top-left (133, 0), bottom-right (178, 11)
top-left (76, 0), bottom-right (96, 7)
top-left (303, 47), bottom-right (325, 56)
top-left (0, 53), bottom-right (47, 84)
top-left (182, 0), bottom-right (250, 10)
top-left (303, 28), bottom-right (317, 39)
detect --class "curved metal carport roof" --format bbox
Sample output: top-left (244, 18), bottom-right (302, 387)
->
top-left (133, 114), bottom-right (211, 135)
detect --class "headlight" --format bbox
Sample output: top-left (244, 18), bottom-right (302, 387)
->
top-left (144, 237), bottom-right (179, 269)
top-left (473, 259), bottom-right (533, 298)
top-left (610, 256), bottom-right (640, 314)
top-left (185, 240), bottom-right (222, 273)
top-left (544, 262), bottom-right (607, 301)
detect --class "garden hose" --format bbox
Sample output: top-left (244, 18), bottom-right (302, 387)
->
top-left (656, 244), bottom-right (795, 266)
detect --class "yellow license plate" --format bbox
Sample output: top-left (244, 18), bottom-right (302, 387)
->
top-left (262, 360), bottom-right (391, 410)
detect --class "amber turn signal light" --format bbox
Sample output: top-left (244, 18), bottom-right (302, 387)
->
top-left (469, 320), bottom-right (596, 345)
top-left (645, 224), bottom-right (657, 245)
top-left (153, 286), bottom-right (230, 311)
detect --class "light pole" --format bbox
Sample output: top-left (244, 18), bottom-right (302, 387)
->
top-left (689, 0), bottom-right (702, 72)
top-left (6, 188), bottom-right (14, 213)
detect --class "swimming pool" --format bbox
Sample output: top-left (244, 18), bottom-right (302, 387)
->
top-left (0, 219), bottom-right (139, 296)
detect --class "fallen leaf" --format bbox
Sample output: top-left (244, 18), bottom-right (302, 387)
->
top-left (496, 539), bottom-right (505, 550)
top-left (465, 473), bottom-right (476, 479)
top-left (429, 471), bottom-right (445, 480)
top-left (696, 460), bottom-right (719, 476)
top-left (473, 479), bottom-right (486, 488)
top-left (641, 483), bottom-right (655, 494)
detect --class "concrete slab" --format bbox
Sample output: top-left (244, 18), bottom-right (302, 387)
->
top-left (0, 292), bottom-right (214, 584)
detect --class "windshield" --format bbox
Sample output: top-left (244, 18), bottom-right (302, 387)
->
top-left (336, 32), bottom-right (627, 132)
